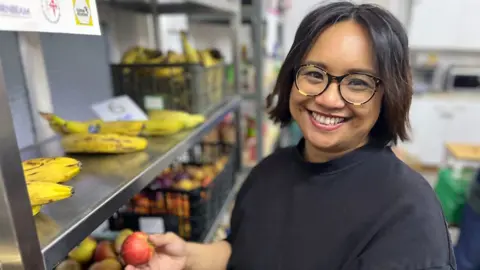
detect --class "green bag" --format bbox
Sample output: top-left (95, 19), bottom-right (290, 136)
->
top-left (434, 168), bottom-right (474, 225)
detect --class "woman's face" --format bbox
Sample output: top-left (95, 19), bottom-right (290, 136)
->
top-left (289, 20), bottom-right (383, 154)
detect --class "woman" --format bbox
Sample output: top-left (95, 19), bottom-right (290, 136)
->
top-left (127, 2), bottom-right (456, 270)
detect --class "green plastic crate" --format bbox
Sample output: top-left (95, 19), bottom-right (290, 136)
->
top-left (434, 168), bottom-right (474, 225)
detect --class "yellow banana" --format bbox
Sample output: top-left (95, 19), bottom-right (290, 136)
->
top-left (148, 109), bottom-right (205, 129)
top-left (142, 120), bottom-right (185, 136)
top-left (40, 112), bottom-right (91, 134)
top-left (32, 205), bottom-right (42, 216)
top-left (27, 182), bottom-right (74, 206)
top-left (180, 31), bottom-right (201, 64)
top-left (61, 133), bottom-right (148, 154)
top-left (41, 112), bottom-right (198, 137)
top-left (22, 157), bottom-right (81, 183)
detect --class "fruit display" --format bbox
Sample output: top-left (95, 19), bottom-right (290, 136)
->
top-left (61, 133), bottom-right (148, 154)
top-left (108, 142), bottom-right (233, 241)
top-left (56, 229), bottom-right (135, 269)
top-left (22, 156), bottom-right (80, 216)
top-left (113, 32), bottom-right (226, 114)
top-left (41, 110), bottom-right (205, 137)
top-left (127, 155), bottom-right (229, 215)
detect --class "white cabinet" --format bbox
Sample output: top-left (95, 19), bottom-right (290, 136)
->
top-left (402, 95), bottom-right (480, 167)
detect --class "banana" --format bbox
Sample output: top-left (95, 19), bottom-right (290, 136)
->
top-left (180, 31), bottom-right (201, 64)
top-left (40, 112), bottom-right (201, 137)
top-left (142, 120), bottom-right (185, 136)
top-left (61, 133), bottom-right (148, 154)
top-left (23, 157), bottom-right (81, 183)
top-left (40, 112), bottom-right (91, 134)
top-left (32, 205), bottom-right (42, 216)
top-left (27, 182), bottom-right (74, 206)
top-left (148, 109), bottom-right (205, 129)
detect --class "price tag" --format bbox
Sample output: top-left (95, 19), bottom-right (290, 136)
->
top-left (91, 95), bottom-right (148, 121)
top-left (139, 217), bottom-right (165, 234)
top-left (144, 95), bottom-right (165, 110)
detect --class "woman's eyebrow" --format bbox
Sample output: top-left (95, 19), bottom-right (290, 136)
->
top-left (303, 60), bottom-right (378, 77)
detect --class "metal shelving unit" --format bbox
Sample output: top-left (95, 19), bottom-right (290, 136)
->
top-left (189, 0), bottom-right (286, 161)
top-left (0, 1), bottom-right (242, 269)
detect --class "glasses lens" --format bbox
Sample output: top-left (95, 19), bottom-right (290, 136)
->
top-left (340, 74), bottom-right (376, 104)
top-left (296, 66), bottom-right (328, 96)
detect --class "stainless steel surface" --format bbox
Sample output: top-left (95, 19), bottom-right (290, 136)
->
top-left (252, 0), bottom-right (264, 160)
top-left (0, 62), bottom-right (45, 269)
top-left (230, 3), bottom-right (243, 171)
top-left (23, 96), bottom-right (241, 269)
top-left (150, 0), bottom-right (161, 50)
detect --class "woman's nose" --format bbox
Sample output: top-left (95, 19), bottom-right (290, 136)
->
top-left (314, 81), bottom-right (346, 109)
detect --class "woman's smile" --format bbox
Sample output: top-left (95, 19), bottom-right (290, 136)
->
top-left (307, 110), bottom-right (349, 132)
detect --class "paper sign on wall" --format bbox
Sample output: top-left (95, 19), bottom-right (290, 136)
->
top-left (91, 95), bottom-right (148, 122)
top-left (0, 0), bottom-right (100, 35)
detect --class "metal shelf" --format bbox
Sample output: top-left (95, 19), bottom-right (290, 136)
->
top-left (202, 169), bottom-right (248, 243)
top-left (99, 0), bottom-right (239, 15)
top-left (189, 5), bottom-right (265, 24)
top-left (22, 95), bottom-right (241, 269)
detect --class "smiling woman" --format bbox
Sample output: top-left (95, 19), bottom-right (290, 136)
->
top-left (125, 2), bottom-right (456, 270)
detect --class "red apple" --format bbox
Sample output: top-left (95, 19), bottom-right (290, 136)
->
top-left (121, 232), bottom-right (153, 266)
top-left (93, 241), bottom-right (116, 262)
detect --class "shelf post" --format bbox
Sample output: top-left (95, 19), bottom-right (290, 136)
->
top-left (0, 60), bottom-right (45, 269)
top-left (230, 1), bottom-right (243, 172)
top-left (252, 0), bottom-right (264, 161)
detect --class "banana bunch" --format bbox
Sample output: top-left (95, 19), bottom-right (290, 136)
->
top-left (27, 182), bottom-right (74, 206)
top-left (151, 51), bottom-right (186, 78)
top-left (40, 111), bottom-right (205, 137)
top-left (23, 157), bottom-right (81, 183)
top-left (61, 133), bottom-right (148, 154)
top-left (22, 156), bottom-right (80, 216)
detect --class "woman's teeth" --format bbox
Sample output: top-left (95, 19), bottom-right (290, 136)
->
top-left (311, 111), bottom-right (344, 125)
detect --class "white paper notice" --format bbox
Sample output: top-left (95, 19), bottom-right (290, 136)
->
top-left (0, 0), bottom-right (101, 35)
top-left (91, 95), bottom-right (148, 122)
top-left (139, 217), bottom-right (165, 234)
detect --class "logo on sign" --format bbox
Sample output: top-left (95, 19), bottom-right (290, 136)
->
top-left (73, 0), bottom-right (93, 26)
top-left (0, 4), bottom-right (31, 18)
top-left (42, 0), bottom-right (61, 24)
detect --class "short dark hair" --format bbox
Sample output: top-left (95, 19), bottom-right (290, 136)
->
top-left (266, 1), bottom-right (412, 146)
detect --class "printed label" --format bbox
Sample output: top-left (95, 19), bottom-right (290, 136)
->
top-left (42, 0), bottom-right (61, 24)
top-left (73, 0), bottom-right (93, 26)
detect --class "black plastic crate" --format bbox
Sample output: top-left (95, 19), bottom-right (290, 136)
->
top-left (108, 142), bottom-right (235, 242)
top-left (110, 63), bottom-right (227, 114)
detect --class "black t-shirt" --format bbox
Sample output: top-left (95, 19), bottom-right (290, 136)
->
top-left (226, 139), bottom-right (456, 270)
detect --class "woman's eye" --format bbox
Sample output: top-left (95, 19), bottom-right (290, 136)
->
top-left (305, 72), bottom-right (323, 79)
top-left (347, 79), bottom-right (370, 88)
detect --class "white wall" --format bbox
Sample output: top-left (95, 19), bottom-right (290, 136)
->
top-left (97, 5), bottom-right (155, 63)
top-left (190, 23), bottom-right (251, 63)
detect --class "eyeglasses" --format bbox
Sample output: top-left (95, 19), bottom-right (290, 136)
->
top-left (294, 64), bottom-right (381, 106)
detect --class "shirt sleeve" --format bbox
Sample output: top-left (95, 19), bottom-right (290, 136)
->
top-left (351, 185), bottom-right (456, 270)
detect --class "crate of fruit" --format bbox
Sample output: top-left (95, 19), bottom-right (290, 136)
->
top-left (108, 142), bottom-right (235, 242)
top-left (110, 46), bottom-right (228, 115)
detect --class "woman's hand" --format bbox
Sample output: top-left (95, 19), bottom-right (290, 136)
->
top-left (125, 232), bottom-right (188, 270)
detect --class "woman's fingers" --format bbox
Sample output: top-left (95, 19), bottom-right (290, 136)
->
top-left (149, 233), bottom-right (186, 257)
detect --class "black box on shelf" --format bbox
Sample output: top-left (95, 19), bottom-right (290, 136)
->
top-left (110, 63), bottom-right (229, 114)
top-left (108, 142), bottom-right (235, 242)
